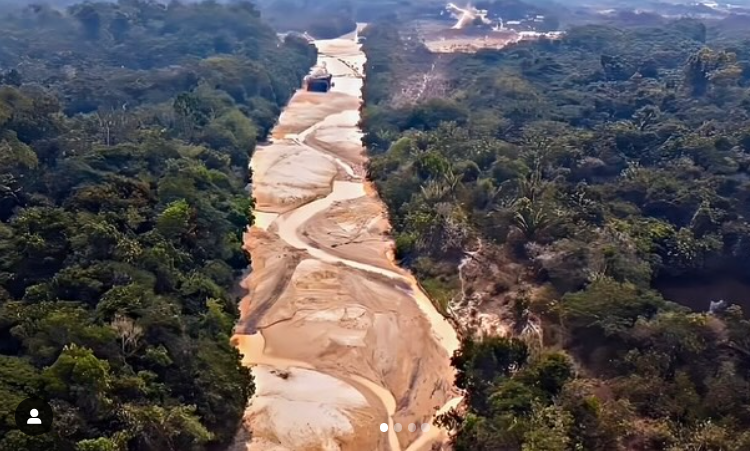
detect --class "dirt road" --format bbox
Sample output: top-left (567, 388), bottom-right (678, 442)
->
top-left (231, 30), bottom-right (461, 451)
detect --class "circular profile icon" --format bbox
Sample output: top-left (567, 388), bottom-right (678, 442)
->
top-left (15, 398), bottom-right (53, 436)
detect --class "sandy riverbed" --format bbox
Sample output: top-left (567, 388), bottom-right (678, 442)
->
top-left (231, 28), bottom-right (460, 451)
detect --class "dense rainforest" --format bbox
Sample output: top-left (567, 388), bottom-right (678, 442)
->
top-left (362, 16), bottom-right (750, 451)
top-left (0, 1), bottom-right (316, 450)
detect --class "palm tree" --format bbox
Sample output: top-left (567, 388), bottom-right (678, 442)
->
top-left (513, 197), bottom-right (553, 240)
top-left (510, 169), bottom-right (556, 240)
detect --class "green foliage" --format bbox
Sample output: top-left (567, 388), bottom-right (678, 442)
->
top-left (122, 404), bottom-right (213, 450)
top-left (521, 403), bottom-right (573, 451)
top-left (0, 1), bottom-right (315, 449)
top-left (77, 437), bottom-right (119, 451)
top-left (43, 345), bottom-right (112, 403)
top-left (362, 14), bottom-right (750, 451)
top-left (451, 338), bottom-right (577, 451)
top-left (560, 278), bottom-right (665, 336)
top-left (157, 199), bottom-right (193, 238)
top-left (452, 336), bottom-right (529, 412)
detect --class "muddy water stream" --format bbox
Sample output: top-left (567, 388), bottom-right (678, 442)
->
top-left (231, 28), bottom-right (460, 451)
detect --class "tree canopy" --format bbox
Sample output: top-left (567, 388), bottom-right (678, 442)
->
top-left (0, 1), bottom-right (316, 449)
top-left (363, 15), bottom-right (750, 450)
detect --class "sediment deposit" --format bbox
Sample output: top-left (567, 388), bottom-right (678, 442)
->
top-left (231, 28), bottom-right (460, 451)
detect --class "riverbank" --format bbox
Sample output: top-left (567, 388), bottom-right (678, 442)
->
top-left (231, 28), bottom-right (460, 451)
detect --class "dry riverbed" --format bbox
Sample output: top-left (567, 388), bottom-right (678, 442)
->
top-left (230, 30), bottom-right (460, 451)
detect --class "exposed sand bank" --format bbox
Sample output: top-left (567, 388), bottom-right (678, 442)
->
top-left (232, 29), bottom-right (460, 451)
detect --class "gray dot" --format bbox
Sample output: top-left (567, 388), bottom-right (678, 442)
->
top-left (408, 423), bottom-right (416, 432)
top-left (394, 423), bottom-right (402, 432)
top-left (421, 423), bottom-right (430, 432)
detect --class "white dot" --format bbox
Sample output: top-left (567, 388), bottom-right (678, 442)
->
top-left (380, 423), bottom-right (388, 432)
top-left (408, 423), bottom-right (416, 432)
top-left (421, 423), bottom-right (431, 432)
top-left (394, 423), bottom-right (402, 432)
top-left (30, 409), bottom-right (39, 417)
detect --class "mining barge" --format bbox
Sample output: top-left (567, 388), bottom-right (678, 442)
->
top-left (304, 62), bottom-right (333, 92)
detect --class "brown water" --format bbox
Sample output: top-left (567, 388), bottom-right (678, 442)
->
top-left (230, 27), bottom-right (460, 451)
